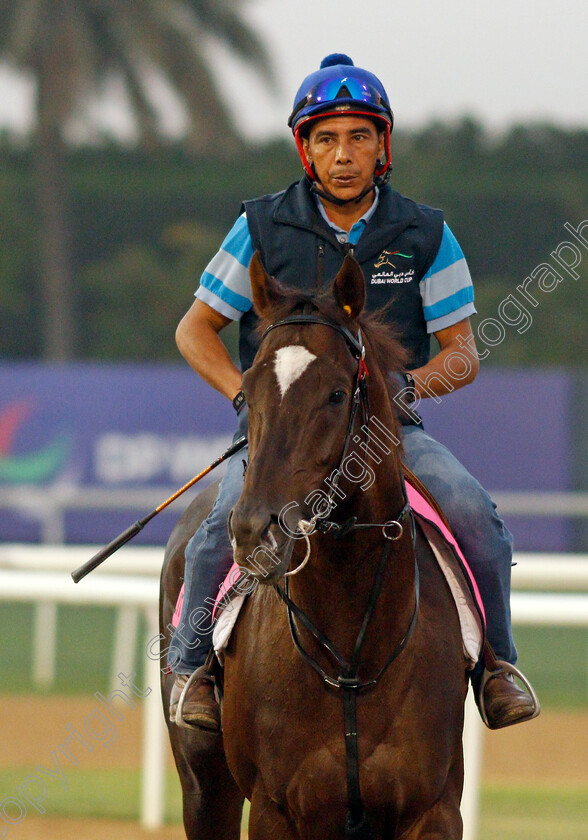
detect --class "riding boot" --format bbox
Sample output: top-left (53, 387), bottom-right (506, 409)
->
top-left (169, 653), bottom-right (221, 732)
top-left (477, 647), bottom-right (540, 730)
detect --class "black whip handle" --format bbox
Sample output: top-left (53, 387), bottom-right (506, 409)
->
top-left (71, 520), bottom-right (145, 583)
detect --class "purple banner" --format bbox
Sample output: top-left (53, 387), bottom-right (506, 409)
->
top-left (419, 368), bottom-right (571, 551)
top-left (0, 363), bottom-right (573, 549)
top-left (0, 363), bottom-right (233, 487)
top-left (0, 363), bottom-right (233, 544)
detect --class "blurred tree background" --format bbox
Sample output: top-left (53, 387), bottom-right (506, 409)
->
top-left (0, 5), bottom-right (586, 365)
top-left (0, 0), bottom-right (271, 360)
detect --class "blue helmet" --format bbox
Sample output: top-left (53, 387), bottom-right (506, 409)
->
top-left (288, 54), bottom-right (393, 179)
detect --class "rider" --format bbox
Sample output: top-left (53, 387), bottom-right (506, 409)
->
top-left (167, 53), bottom-right (539, 732)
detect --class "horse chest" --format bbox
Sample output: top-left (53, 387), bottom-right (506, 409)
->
top-left (222, 500), bottom-right (466, 834)
top-left (228, 662), bottom-right (448, 818)
top-left (259, 723), bottom-right (446, 824)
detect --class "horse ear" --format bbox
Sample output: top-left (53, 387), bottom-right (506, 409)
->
top-left (332, 254), bottom-right (366, 319)
top-left (249, 251), bottom-right (288, 318)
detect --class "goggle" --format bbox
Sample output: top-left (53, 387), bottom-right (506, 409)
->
top-left (288, 75), bottom-right (390, 127)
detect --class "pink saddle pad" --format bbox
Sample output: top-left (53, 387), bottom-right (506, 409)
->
top-left (172, 478), bottom-right (486, 629)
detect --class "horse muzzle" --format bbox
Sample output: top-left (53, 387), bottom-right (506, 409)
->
top-left (228, 507), bottom-right (294, 583)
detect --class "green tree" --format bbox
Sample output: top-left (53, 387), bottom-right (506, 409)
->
top-left (0, 0), bottom-right (271, 359)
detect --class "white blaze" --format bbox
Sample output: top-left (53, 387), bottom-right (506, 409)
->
top-left (274, 345), bottom-right (317, 400)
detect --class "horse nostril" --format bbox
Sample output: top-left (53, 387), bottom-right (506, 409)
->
top-left (260, 521), bottom-right (279, 551)
top-left (231, 506), bottom-right (279, 554)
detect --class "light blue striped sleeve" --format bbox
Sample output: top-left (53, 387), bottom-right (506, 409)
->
top-left (195, 213), bottom-right (254, 320)
top-left (420, 223), bottom-right (476, 334)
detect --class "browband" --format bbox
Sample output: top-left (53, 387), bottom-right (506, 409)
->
top-left (261, 314), bottom-right (364, 360)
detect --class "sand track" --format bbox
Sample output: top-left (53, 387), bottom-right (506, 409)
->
top-left (1, 695), bottom-right (586, 839)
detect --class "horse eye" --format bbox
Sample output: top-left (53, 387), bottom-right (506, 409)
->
top-left (329, 389), bottom-right (347, 405)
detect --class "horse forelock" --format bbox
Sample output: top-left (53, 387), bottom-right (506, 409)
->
top-left (255, 291), bottom-right (408, 385)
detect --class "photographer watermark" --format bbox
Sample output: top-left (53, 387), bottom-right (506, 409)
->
top-left (393, 217), bottom-right (588, 423)
top-left (150, 217), bottom-right (588, 669)
top-left (148, 410), bottom-right (402, 668)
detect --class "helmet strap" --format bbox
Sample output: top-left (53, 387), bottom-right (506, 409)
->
top-left (374, 124), bottom-right (391, 178)
top-left (294, 130), bottom-right (315, 180)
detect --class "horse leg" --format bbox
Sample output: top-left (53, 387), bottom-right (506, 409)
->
top-left (395, 763), bottom-right (464, 840)
top-left (397, 803), bottom-right (462, 840)
top-left (160, 481), bottom-right (243, 838)
top-left (166, 721), bottom-right (244, 840)
top-left (248, 785), bottom-right (300, 840)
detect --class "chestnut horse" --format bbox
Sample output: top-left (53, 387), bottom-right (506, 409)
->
top-left (160, 254), bottom-right (468, 839)
top-left (160, 480), bottom-right (244, 840)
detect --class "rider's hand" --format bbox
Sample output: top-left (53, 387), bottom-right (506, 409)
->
top-left (233, 390), bottom-right (249, 434)
top-left (389, 372), bottom-right (417, 403)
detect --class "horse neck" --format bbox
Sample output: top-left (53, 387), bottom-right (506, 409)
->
top-left (354, 355), bottom-right (407, 525)
top-left (287, 510), bottom-right (416, 672)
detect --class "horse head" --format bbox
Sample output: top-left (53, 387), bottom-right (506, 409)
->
top-left (229, 252), bottom-right (408, 583)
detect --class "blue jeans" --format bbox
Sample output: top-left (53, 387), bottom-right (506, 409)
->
top-left (402, 425), bottom-right (516, 666)
top-left (168, 413), bottom-right (249, 673)
top-left (168, 423), bottom-right (516, 672)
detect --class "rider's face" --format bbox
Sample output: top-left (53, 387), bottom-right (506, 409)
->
top-left (302, 116), bottom-right (385, 201)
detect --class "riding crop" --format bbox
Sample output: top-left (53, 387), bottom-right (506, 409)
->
top-left (71, 435), bottom-right (247, 584)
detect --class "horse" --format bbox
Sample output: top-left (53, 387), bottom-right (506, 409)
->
top-left (160, 253), bottom-right (469, 839)
top-left (160, 478), bottom-right (245, 840)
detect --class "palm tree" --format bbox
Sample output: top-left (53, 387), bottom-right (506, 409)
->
top-left (0, 0), bottom-right (272, 359)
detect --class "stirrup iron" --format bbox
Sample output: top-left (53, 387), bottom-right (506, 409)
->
top-left (479, 659), bottom-right (541, 729)
top-left (174, 669), bottom-right (214, 731)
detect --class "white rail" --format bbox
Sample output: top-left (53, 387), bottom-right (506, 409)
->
top-left (2, 487), bottom-right (588, 544)
top-left (0, 544), bottom-right (163, 689)
top-left (2, 487), bottom-right (588, 514)
top-left (0, 566), bottom-right (165, 830)
top-left (461, 555), bottom-right (588, 840)
top-left (0, 546), bottom-right (587, 835)
top-left (0, 543), bottom-right (163, 576)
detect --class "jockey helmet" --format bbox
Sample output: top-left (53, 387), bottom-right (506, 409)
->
top-left (288, 54), bottom-right (393, 181)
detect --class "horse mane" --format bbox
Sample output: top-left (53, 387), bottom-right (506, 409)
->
top-left (255, 288), bottom-right (409, 400)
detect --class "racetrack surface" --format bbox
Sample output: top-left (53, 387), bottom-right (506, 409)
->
top-left (10, 816), bottom-right (186, 839)
top-left (1, 695), bottom-right (586, 839)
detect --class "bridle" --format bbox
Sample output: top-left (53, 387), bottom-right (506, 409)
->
top-left (262, 313), bottom-right (370, 539)
top-left (259, 312), bottom-right (419, 838)
top-left (262, 313), bottom-right (411, 542)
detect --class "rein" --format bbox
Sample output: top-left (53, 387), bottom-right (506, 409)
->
top-left (260, 312), bottom-right (420, 838)
top-left (276, 502), bottom-right (417, 693)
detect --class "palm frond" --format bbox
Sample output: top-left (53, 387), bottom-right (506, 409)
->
top-left (0, 0), bottom-right (274, 147)
top-left (0, 0), bottom-right (42, 62)
top-left (171, 0), bottom-right (274, 81)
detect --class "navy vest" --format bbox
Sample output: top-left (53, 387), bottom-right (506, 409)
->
top-left (241, 179), bottom-right (444, 375)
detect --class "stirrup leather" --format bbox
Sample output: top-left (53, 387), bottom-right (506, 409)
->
top-left (479, 659), bottom-right (541, 729)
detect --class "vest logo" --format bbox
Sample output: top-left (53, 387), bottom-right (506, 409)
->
top-left (374, 249), bottom-right (412, 269)
top-left (370, 268), bottom-right (415, 285)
